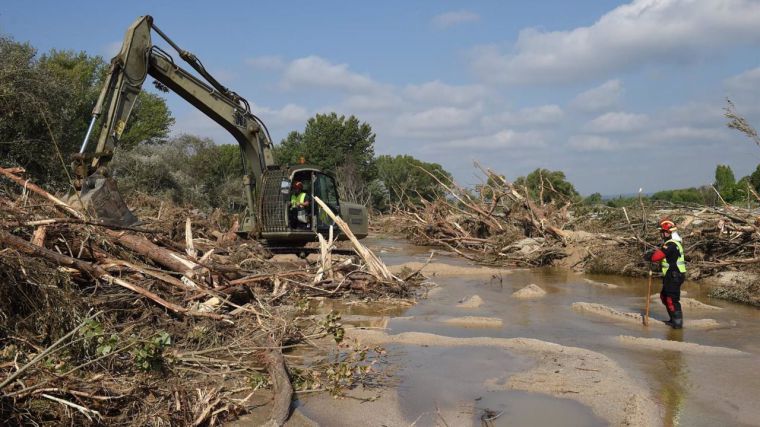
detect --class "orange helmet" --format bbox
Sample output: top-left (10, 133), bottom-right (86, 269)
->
top-left (293, 181), bottom-right (303, 191)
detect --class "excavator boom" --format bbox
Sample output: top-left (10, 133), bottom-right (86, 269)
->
top-left (75, 15), bottom-right (369, 243)
top-left (76, 15), bottom-right (274, 228)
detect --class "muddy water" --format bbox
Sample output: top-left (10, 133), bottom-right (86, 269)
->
top-left (298, 237), bottom-right (760, 427)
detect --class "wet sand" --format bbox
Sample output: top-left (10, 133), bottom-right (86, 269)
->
top-left (344, 329), bottom-right (659, 426)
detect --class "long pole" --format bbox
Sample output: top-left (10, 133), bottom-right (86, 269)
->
top-left (644, 269), bottom-right (652, 326)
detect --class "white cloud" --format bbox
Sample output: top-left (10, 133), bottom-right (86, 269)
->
top-left (568, 135), bottom-right (616, 151)
top-left (251, 102), bottom-right (311, 127)
top-left (725, 66), bottom-right (760, 94)
top-left (471, 0), bottom-right (760, 85)
top-left (482, 105), bottom-right (564, 128)
top-left (343, 93), bottom-right (403, 112)
top-left (431, 10), bottom-right (480, 29)
top-left (653, 126), bottom-right (726, 142)
top-left (281, 56), bottom-right (380, 92)
top-left (584, 112), bottom-right (648, 133)
top-left (571, 80), bottom-right (623, 112)
top-left (403, 80), bottom-right (487, 105)
top-left (245, 55), bottom-right (285, 70)
top-left (441, 130), bottom-right (545, 150)
top-left (397, 106), bottom-right (477, 130)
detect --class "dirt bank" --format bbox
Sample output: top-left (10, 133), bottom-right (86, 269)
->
top-left (346, 329), bottom-right (660, 426)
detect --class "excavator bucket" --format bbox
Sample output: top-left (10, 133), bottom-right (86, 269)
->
top-left (78, 173), bottom-right (139, 226)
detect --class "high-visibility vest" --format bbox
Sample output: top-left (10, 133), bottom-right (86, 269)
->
top-left (661, 239), bottom-right (686, 274)
top-left (291, 192), bottom-right (306, 206)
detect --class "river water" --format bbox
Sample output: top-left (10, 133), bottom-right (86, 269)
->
top-left (298, 236), bottom-right (760, 426)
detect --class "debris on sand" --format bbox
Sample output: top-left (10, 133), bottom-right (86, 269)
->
top-left (512, 283), bottom-right (547, 299)
top-left (617, 336), bottom-right (747, 356)
top-left (0, 166), bottom-right (413, 426)
top-left (456, 294), bottom-right (484, 308)
top-left (375, 163), bottom-right (760, 306)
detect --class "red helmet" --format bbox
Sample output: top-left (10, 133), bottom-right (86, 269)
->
top-left (659, 220), bottom-right (676, 232)
top-left (293, 181), bottom-right (303, 191)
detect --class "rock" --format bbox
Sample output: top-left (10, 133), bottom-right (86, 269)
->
top-left (456, 295), bottom-right (484, 308)
top-left (512, 284), bottom-right (547, 299)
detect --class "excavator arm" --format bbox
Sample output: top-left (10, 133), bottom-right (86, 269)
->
top-left (76, 15), bottom-right (274, 227)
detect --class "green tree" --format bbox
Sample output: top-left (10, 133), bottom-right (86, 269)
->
top-left (714, 164), bottom-right (738, 202)
top-left (375, 154), bottom-right (452, 209)
top-left (0, 36), bottom-right (174, 188)
top-left (514, 168), bottom-right (579, 203)
top-left (749, 164), bottom-right (760, 193)
top-left (111, 135), bottom-right (245, 210)
top-left (274, 113), bottom-right (377, 183)
top-left (583, 192), bottom-right (603, 205)
top-left (119, 92), bottom-right (175, 148)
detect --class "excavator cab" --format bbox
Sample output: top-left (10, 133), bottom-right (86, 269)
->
top-left (254, 166), bottom-right (367, 245)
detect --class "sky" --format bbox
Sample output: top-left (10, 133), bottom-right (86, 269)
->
top-left (3, 0), bottom-right (760, 195)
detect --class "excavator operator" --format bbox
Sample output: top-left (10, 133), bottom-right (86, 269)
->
top-left (290, 181), bottom-right (310, 229)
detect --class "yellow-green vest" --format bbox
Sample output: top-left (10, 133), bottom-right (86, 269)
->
top-left (291, 192), bottom-right (306, 206)
top-left (661, 239), bottom-right (686, 275)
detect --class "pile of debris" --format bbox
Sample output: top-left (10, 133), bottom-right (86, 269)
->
top-left (376, 165), bottom-right (760, 304)
top-left (0, 167), bottom-right (411, 426)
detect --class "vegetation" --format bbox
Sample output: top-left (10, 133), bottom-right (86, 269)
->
top-left (514, 168), bottom-right (580, 203)
top-left (375, 155), bottom-right (452, 210)
top-left (111, 135), bottom-right (245, 210)
top-left (0, 36), bottom-right (173, 190)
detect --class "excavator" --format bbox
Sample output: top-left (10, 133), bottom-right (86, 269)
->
top-left (73, 15), bottom-right (368, 252)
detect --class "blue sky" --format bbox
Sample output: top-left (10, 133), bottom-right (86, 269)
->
top-left (3, 0), bottom-right (760, 195)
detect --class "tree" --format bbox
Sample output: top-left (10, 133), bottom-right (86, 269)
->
top-left (375, 154), bottom-right (452, 209)
top-left (514, 168), bottom-right (579, 203)
top-left (714, 164), bottom-right (738, 202)
top-left (583, 192), bottom-right (603, 205)
top-left (0, 36), bottom-right (174, 189)
top-left (111, 135), bottom-right (245, 210)
top-left (749, 164), bottom-right (760, 194)
top-left (274, 113), bottom-right (377, 198)
top-left (119, 92), bottom-right (175, 148)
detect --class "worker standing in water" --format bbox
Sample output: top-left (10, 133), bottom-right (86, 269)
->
top-left (645, 220), bottom-right (686, 329)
